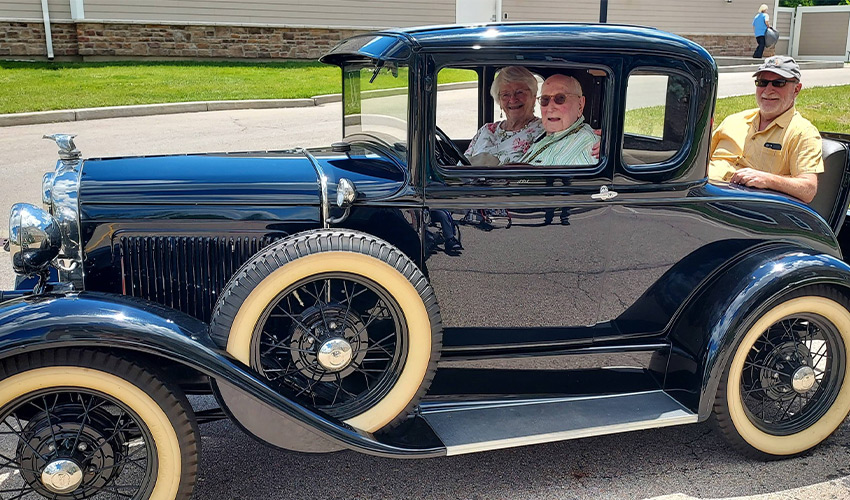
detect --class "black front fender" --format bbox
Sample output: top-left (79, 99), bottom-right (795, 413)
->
top-left (664, 245), bottom-right (850, 418)
top-left (0, 292), bottom-right (445, 458)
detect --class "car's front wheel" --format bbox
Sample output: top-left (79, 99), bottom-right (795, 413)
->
top-left (0, 350), bottom-right (198, 499)
top-left (210, 229), bottom-right (442, 433)
top-left (713, 286), bottom-right (850, 459)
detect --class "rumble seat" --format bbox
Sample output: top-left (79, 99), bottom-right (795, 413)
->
top-left (809, 138), bottom-right (850, 225)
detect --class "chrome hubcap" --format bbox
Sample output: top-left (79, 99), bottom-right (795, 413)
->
top-left (317, 338), bottom-right (353, 371)
top-left (41, 459), bottom-right (83, 494)
top-left (792, 366), bottom-right (816, 393)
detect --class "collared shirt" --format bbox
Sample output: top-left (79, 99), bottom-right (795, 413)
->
top-left (708, 106), bottom-right (823, 182)
top-left (519, 117), bottom-right (597, 166)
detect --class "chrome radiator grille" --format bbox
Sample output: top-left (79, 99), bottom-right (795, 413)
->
top-left (118, 235), bottom-right (280, 322)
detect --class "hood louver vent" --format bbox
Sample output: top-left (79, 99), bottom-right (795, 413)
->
top-left (118, 235), bottom-right (281, 322)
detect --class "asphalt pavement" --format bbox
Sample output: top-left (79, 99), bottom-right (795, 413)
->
top-left (2, 65), bottom-right (850, 500)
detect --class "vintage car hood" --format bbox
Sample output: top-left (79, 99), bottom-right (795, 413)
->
top-left (78, 147), bottom-right (406, 205)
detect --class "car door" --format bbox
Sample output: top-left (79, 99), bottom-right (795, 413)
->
top-left (595, 63), bottom-right (721, 340)
top-left (423, 60), bottom-right (614, 341)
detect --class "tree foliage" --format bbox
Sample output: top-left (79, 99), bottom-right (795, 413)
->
top-left (779, 0), bottom-right (850, 7)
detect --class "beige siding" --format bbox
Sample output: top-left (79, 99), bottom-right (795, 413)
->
top-left (503, 0), bottom-right (769, 36)
top-left (797, 11), bottom-right (850, 57)
top-left (1, 0), bottom-right (72, 21)
top-left (82, 0), bottom-right (455, 27)
top-left (501, 0), bottom-right (598, 23)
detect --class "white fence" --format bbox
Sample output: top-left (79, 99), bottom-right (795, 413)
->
top-left (778, 5), bottom-right (850, 62)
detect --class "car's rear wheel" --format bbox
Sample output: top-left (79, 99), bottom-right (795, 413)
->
top-left (0, 350), bottom-right (198, 499)
top-left (713, 286), bottom-right (850, 459)
top-left (210, 229), bottom-right (442, 432)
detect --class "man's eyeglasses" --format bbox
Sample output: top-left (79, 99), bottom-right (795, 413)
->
top-left (537, 93), bottom-right (581, 106)
top-left (754, 78), bottom-right (798, 88)
top-left (498, 89), bottom-right (530, 101)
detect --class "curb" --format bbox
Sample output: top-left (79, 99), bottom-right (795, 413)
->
top-left (0, 81), bottom-right (479, 128)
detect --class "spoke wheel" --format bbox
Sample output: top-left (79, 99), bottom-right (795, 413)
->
top-left (252, 272), bottom-right (408, 419)
top-left (741, 314), bottom-right (843, 435)
top-left (0, 350), bottom-right (198, 500)
top-left (211, 229), bottom-right (442, 433)
top-left (714, 288), bottom-right (850, 459)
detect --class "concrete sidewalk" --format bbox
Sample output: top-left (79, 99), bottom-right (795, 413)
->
top-left (3, 63), bottom-right (847, 127)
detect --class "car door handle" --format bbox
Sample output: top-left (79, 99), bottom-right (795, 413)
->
top-left (591, 185), bottom-right (618, 201)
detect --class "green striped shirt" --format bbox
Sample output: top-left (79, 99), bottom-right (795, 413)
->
top-left (520, 117), bottom-right (597, 166)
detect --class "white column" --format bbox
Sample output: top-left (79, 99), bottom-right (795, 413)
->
top-left (40, 0), bottom-right (54, 59)
top-left (70, 0), bottom-right (85, 20)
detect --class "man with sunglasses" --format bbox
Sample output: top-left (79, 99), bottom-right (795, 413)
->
top-left (519, 74), bottom-right (598, 166)
top-left (709, 56), bottom-right (823, 203)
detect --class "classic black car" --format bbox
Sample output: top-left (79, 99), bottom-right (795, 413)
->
top-left (2, 23), bottom-right (850, 500)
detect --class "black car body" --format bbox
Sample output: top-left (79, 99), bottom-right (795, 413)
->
top-left (2, 23), bottom-right (850, 499)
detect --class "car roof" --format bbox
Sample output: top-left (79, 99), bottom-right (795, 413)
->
top-left (320, 23), bottom-right (715, 67)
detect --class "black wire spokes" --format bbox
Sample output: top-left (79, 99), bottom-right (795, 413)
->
top-left (740, 315), bottom-right (845, 435)
top-left (253, 273), bottom-right (408, 419)
top-left (0, 390), bottom-right (154, 499)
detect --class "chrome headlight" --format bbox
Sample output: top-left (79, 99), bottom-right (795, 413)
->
top-left (8, 203), bottom-right (61, 275)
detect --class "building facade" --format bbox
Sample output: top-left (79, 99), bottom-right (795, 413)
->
top-left (1, 0), bottom-right (777, 60)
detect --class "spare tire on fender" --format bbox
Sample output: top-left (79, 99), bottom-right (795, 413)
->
top-left (210, 229), bottom-right (442, 433)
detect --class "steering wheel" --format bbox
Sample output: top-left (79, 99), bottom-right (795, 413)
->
top-left (435, 126), bottom-right (471, 166)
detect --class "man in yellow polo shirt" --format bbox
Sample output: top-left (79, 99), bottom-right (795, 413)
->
top-left (709, 56), bottom-right (823, 203)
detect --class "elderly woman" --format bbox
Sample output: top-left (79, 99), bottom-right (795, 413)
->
top-left (464, 66), bottom-right (544, 164)
top-left (753, 4), bottom-right (771, 59)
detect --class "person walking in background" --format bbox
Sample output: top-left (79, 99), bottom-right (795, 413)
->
top-left (753, 4), bottom-right (771, 59)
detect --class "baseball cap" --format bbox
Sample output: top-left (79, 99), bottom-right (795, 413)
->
top-left (753, 56), bottom-right (802, 80)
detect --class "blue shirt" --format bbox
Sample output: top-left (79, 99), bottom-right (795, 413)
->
top-left (753, 12), bottom-right (768, 37)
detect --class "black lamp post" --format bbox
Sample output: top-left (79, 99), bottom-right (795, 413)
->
top-left (600, 0), bottom-right (608, 23)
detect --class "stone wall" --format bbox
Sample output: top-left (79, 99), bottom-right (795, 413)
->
top-left (0, 21), bottom-right (367, 60)
top-left (0, 22), bottom-right (78, 58)
top-left (0, 21), bottom-right (770, 60)
top-left (683, 34), bottom-right (775, 58)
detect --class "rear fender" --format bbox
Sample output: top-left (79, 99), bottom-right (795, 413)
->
top-left (664, 246), bottom-right (850, 418)
top-left (0, 292), bottom-right (445, 458)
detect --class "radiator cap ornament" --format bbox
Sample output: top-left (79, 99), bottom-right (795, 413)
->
top-left (43, 134), bottom-right (80, 160)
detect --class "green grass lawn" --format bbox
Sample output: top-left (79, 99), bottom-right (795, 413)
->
top-left (626, 85), bottom-right (850, 135)
top-left (714, 86), bottom-right (850, 133)
top-left (2, 60), bottom-right (849, 134)
top-left (0, 61), bottom-right (473, 113)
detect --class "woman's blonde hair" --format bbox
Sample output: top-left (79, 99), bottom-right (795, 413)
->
top-left (759, 4), bottom-right (769, 13)
top-left (490, 66), bottom-right (539, 102)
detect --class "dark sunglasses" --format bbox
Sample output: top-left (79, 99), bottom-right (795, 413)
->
top-left (537, 93), bottom-right (580, 106)
top-left (754, 78), bottom-right (798, 88)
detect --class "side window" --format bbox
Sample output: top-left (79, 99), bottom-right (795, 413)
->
top-left (435, 64), bottom-right (604, 171)
top-left (622, 70), bottom-right (692, 167)
top-left (435, 68), bottom-right (479, 142)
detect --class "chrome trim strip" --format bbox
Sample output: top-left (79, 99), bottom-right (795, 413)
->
top-left (52, 156), bottom-right (84, 288)
top-left (299, 148), bottom-right (329, 229)
top-left (444, 412), bottom-right (698, 456)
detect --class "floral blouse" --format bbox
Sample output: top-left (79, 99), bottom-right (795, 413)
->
top-left (464, 118), bottom-right (544, 164)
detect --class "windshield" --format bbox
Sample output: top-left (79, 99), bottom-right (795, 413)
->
top-left (342, 61), bottom-right (409, 150)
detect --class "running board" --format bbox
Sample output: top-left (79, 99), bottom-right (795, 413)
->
top-left (419, 390), bottom-right (697, 456)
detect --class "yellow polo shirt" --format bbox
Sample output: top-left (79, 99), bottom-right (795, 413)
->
top-left (708, 106), bottom-right (823, 182)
